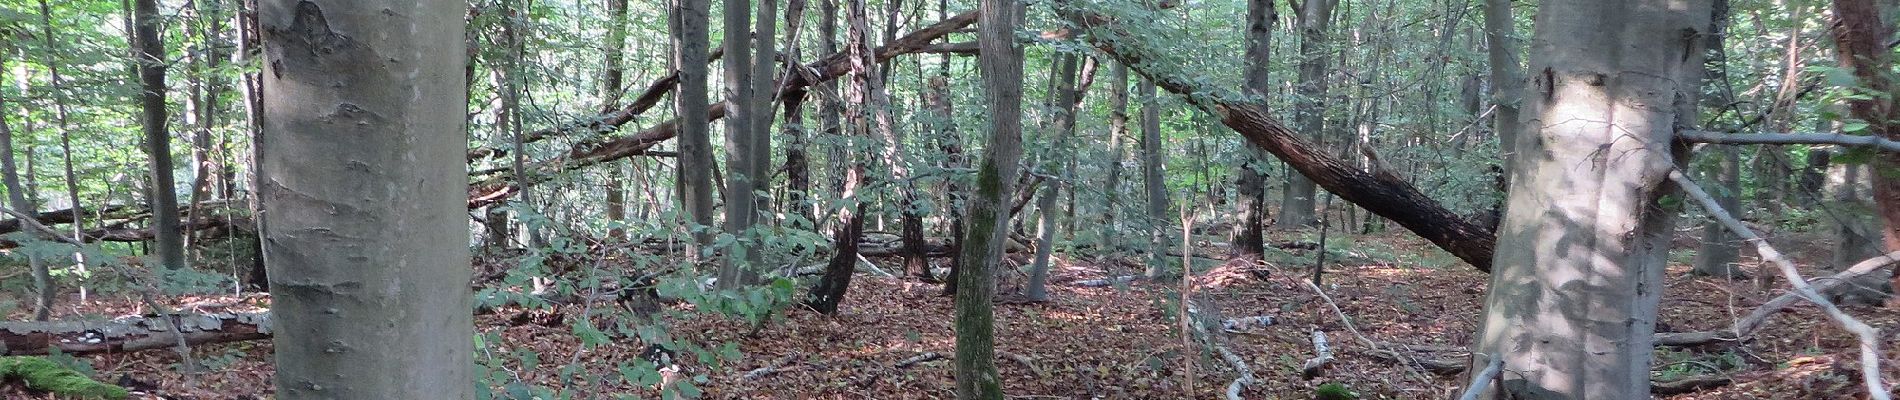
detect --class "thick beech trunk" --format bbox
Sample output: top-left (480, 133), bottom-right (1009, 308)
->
top-left (1471, 1), bottom-right (1709, 398)
top-left (258, 1), bottom-right (473, 397)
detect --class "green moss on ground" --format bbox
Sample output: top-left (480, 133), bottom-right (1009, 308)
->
top-left (0, 356), bottom-right (129, 399)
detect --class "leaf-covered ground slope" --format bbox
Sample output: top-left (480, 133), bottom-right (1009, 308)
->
top-left (4, 231), bottom-right (1897, 399)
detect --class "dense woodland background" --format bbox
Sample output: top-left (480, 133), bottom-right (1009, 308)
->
top-left (0, 0), bottom-right (1893, 398)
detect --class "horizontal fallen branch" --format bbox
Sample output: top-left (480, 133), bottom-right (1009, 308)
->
top-left (1300, 330), bottom-right (1332, 379)
top-left (1677, 130), bottom-right (1900, 153)
top-left (0, 312), bottom-right (270, 356)
top-left (1656, 250), bottom-right (1900, 346)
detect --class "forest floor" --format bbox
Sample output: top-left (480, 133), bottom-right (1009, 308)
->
top-left (5, 230), bottom-right (1899, 399)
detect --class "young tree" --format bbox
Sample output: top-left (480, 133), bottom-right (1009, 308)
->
top-left (718, 0), bottom-right (772, 288)
top-left (603, 0), bottom-right (632, 240)
top-left (804, 0), bottom-right (880, 315)
top-left (1026, 54), bottom-right (1080, 301)
top-left (1276, 0), bottom-right (1335, 228)
top-left (0, 62), bottom-right (51, 321)
top-left (676, 0), bottom-right (717, 254)
top-left (134, 0), bottom-right (186, 271)
top-left (258, 0), bottom-right (472, 398)
top-left (1229, 0), bottom-right (1273, 266)
top-left (955, 0), bottom-right (1022, 395)
top-left (1471, 0), bottom-right (1710, 398)
top-left (1692, 0), bottom-right (1747, 278)
top-left (1139, 80), bottom-right (1168, 278)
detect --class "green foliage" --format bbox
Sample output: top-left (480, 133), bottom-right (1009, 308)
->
top-left (1314, 382), bottom-right (1356, 400)
top-left (0, 356), bottom-right (128, 399)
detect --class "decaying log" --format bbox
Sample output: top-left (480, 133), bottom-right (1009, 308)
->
top-left (0, 312), bottom-right (270, 356)
top-left (1299, 330), bottom-right (1332, 379)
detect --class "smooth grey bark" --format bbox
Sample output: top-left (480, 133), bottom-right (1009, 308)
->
top-left (1482, 0), bottom-right (1523, 176)
top-left (1027, 55), bottom-right (1081, 302)
top-left (676, 0), bottom-right (717, 253)
top-left (257, 1), bottom-right (473, 398)
top-left (1099, 62), bottom-right (1130, 255)
top-left (1693, 0), bottom-right (1746, 278)
top-left (1139, 81), bottom-right (1169, 279)
top-left (38, 0), bottom-right (86, 271)
top-left (954, 0), bottom-right (1021, 395)
top-left (718, 0), bottom-right (773, 288)
top-left (1472, 0), bottom-right (1710, 398)
top-left (0, 65), bottom-right (51, 321)
top-left (1230, 0), bottom-right (1272, 265)
top-left (1276, 0), bottom-right (1334, 228)
top-left (134, 0), bottom-right (185, 271)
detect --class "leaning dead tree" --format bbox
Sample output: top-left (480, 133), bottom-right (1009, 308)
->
top-left (1056, 2), bottom-right (1498, 270)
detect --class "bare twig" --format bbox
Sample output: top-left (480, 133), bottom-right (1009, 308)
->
top-left (1457, 356), bottom-right (1503, 400)
top-left (1667, 170), bottom-right (1891, 400)
top-left (1301, 279), bottom-right (1432, 384)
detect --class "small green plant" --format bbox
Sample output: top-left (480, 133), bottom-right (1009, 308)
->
top-left (1314, 382), bottom-right (1356, 400)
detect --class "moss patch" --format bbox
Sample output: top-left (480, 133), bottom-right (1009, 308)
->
top-left (0, 356), bottom-right (129, 399)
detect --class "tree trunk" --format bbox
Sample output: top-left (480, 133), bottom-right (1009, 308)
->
top-left (258, 1), bottom-right (473, 398)
top-left (35, 0), bottom-right (86, 304)
top-left (1483, 0), bottom-right (1524, 179)
top-left (602, 0), bottom-right (631, 240)
top-left (236, 0), bottom-right (267, 289)
top-left (782, 0), bottom-right (814, 229)
top-left (955, 0), bottom-right (1021, 395)
top-left (1825, 0), bottom-right (1898, 304)
top-left (806, 0), bottom-right (882, 313)
top-left (1026, 55), bottom-right (1081, 301)
top-left (1100, 62), bottom-right (1130, 257)
top-left (134, 0), bottom-right (186, 271)
top-left (718, 0), bottom-right (764, 288)
top-left (1692, 0), bottom-right (1745, 279)
top-left (1230, 0), bottom-right (1273, 266)
top-left (675, 0), bottom-right (716, 253)
top-left (1471, 1), bottom-right (1709, 398)
top-left (0, 65), bottom-right (51, 321)
top-left (1277, 0), bottom-right (1334, 229)
top-left (1140, 81), bottom-right (1169, 279)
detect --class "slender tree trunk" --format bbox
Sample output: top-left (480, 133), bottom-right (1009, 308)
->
top-left (806, 0), bottom-right (882, 313)
top-left (1100, 62), bottom-right (1130, 256)
top-left (1482, 0), bottom-right (1523, 179)
top-left (1231, 0), bottom-right (1274, 266)
top-left (1276, 0), bottom-right (1335, 228)
top-left (675, 0), bottom-right (716, 253)
top-left (37, 0), bottom-right (88, 295)
top-left (782, 0), bottom-right (814, 228)
top-left (955, 0), bottom-right (1022, 395)
top-left (603, 0), bottom-right (631, 240)
top-left (258, 1), bottom-right (473, 397)
top-left (718, 0), bottom-right (771, 288)
top-left (0, 64), bottom-right (52, 321)
top-left (236, 0), bottom-right (266, 289)
top-left (1027, 54), bottom-right (1081, 301)
top-left (1140, 81), bottom-right (1169, 279)
top-left (1471, 0), bottom-right (1709, 398)
top-left (927, 4), bottom-right (966, 294)
top-left (1692, 0), bottom-right (1746, 278)
top-left (134, 0), bottom-right (186, 271)
top-left (1826, 0), bottom-right (1898, 303)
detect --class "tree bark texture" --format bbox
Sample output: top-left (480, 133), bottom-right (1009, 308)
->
top-left (258, 1), bottom-right (473, 398)
top-left (1471, 1), bottom-right (1709, 398)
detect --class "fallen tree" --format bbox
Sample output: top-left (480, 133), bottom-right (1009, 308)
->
top-left (0, 312), bottom-right (269, 356)
top-left (1055, 3), bottom-right (1498, 270)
